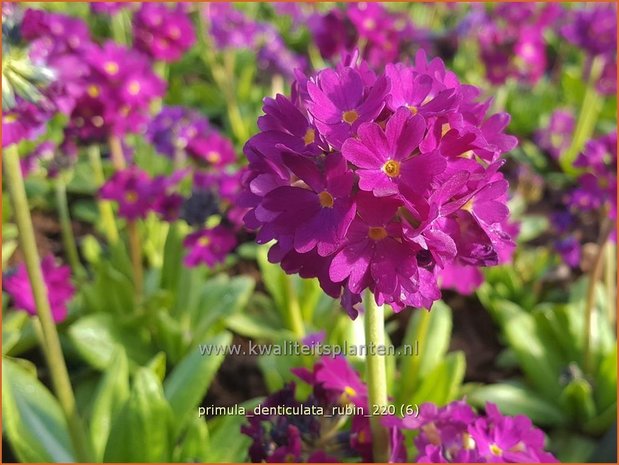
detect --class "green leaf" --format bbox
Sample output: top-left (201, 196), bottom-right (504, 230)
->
top-left (225, 312), bottom-right (291, 340)
top-left (2, 311), bottom-right (29, 354)
top-left (257, 245), bottom-right (285, 311)
top-left (205, 398), bottom-right (262, 463)
top-left (595, 346), bottom-right (617, 411)
top-left (68, 313), bottom-right (153, 370)
top-left (164, 331), bottom-right (232, 435)
top-left (173, 416), bottom-right (210, 462)
top-left (89, 349), bottom-right (130, 460)
top-left (104, 368), bottom-right (172, 462)
top-left (409, 351), bottom-right (465, 406)
top-left (467, 382), bottom-right (566, 427)
top-left (398, 302), bottom-right (451, 403)
top-left (560, 379), bottom-right (596, 426)
top-left (2, 358), bottom-right (75, 462)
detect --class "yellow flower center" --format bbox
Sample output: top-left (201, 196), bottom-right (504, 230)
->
top-left (368, 226), bottom-right (388, 241)
top-left (207, 151), bottom-right (221, 163)
top-left (303, 128), bottom-right (315, 145)
top-left (462, 198), bottom-right (474, 212)
top-left (91, 116), bottom-right (104, 128)
top-left (441, 122), bottom-right (451, 136)
top-left (462, 432), bottom-right (476, 450)
top-left (128, 81), bottom-right (141, 96)
top-left (198, 236), bottom-right (211, 247)
top-left (363, 18), bottom-right (376, 30)
top-left (87, 84), bottom-right (100, 98)
top-left (382, 159), bottom-right (401, 177)
top-left (125, 191), bottom-right (138, 203)
top-left (318, 191), bottom-right (334, 208)
top-left (407, 104), bottom-right (418, 115)
top-left (4, 114), bottom-right (17, 123)
top-left (344, 385), bottom-right (357, 398)
top-left (342, 109), bottom-right (359, 124)
top-left (104, 61), bottom-right (119, 76)
top-left (169, 26), bottom-right (181, 39)
top-left (489, 443), bottom-right (503, 457)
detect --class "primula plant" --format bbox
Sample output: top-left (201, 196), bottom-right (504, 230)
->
top-left (1, 2), bottom-right (617, 464)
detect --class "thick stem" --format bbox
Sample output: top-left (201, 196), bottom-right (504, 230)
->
top-left (4, 145), bottom-right (92, 462)
top-left (363, 290), bottom-right (389, 462)
top-left (583, 219), bottom-right (613, 375)
top-left (605, 243), bottom-right (616, 326)
top-left (560, 56), bottom-right (605, 175)
top-left (283, 274), bottom-right (305, 339)
top-left (107, 134), bottom-right (126, 171)
top-left (88, 144), bottom-right (119, 244)
top-left (54, 178), bottom-right (86, 280)
top-left (127, 220), bottom-right (144, 303)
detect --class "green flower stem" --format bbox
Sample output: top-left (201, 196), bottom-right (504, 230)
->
top-left (583, 218), bottom-right (613, 375)
top-left (54, 177), bottom-right (86, 280)
top-left (197, 10), bottom-right (249, 144)
top-left (560, 56), bottom-right (605, 175)
top-left (605, 243), bottom-right (616, 326)
top-left (108, 134), bottom-right (126, 171)
top-left (283, 274), bottom-right (305, 339)
top-left (4, 144), bottom-right (92, 462)
top-left (127, 220), bottom-right (144, 303)
top-left (88, 144), bottom-right (119, 244)
top-left (363, 290), bottom-right (389, 462)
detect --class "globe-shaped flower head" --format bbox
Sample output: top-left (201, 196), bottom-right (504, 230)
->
top-left (242, 51), bottom-right (517, 316)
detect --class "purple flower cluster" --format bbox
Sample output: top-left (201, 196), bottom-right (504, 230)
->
top-left (570, 132), bottom-right (617, 223)
top-left (65, 41), bottom-right (165, 142)
top-left (562, 4), bottom-right (617, 96)
top-left (133, 3), bottom-right (196, 63)
top-left (388, 400), bottom-right (558, 462)
top-left (243, 356), bottom-right (374, 462)
top-left (242, 52), bottom-right (516, 315)
top-left (535, 110), bottom-right (575, 160)
top-left (309, 3), bottom-right (428, 69)
top-left (243, 357), bottom-right (557, 463)
top-left (146, 105), bottom-right (211, 159)
top-left (4, 255), bottom-right (75, 323)
top-left (477, 3), bottom-right (560, 85)
top-left (203, 4), bottom-right (306, 79)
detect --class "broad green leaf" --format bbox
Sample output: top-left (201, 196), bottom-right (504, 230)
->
top-left (503, 312), bottom-right (563, 399)
top-left (68, 313), bottom-right (153, 369)
top-left (164, 331), bottom-right (232, 435)
top-left (398, 302), bottom-right (451, 403)
top-left (2, 311), bottom-right (29, 354)
top-left (205, 398), bottom-right (262, 463)
top-left (257, 245), bottom-right (285, 311)
top-left (89, 349), bottom-right (130, 460)
top-left (560, 379), bottom-right (596, 426)
top-left (2, 358), bottom-right (75, 462)
top-left (467, 382), bottom-right (566, 427)
top-left (173, 416), bottom-right (210, 462)
top-left (225, 312), bottom-right (292, 340)
top-left (595, 346), bottom-right (617, 411)
top-left (409, 351), bottom-right (465, 406)
top-left (583, 402), bottom-right (617, 436)
top-left (104, 368), bottom-right (172, 462)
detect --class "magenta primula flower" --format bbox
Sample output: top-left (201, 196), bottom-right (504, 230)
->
top-left (183, 226), bottom-right (236, 267)
top-left (243, 51), bottom-right (516, 314)
top-left (99, 167), bottom-right (160, 220)
top-left (535, 109), bottom-right (575, 159)
top-left (4, 255), bottom-right (74, 323)
top-left (133, 3), bottom-right (196, 62)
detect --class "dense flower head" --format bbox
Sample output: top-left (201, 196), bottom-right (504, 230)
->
top-left (476, 3), bottom-right (560, 85)
top-left (183, 225), bottom-right (236, 268)
top-left (65, 41), bottom-right (165, 142)
top-left (146, 105), bottom-right (211, 158)
top-left (569, 132), bottom-right (617, 223)
top-left (133, 3), bottom-right (196, 62)
top-left (561, 3), bottom-right (617, 57)
top-left (99, 166), bottom-right (183, 221)
top-left (535, 109), bottom-right (575, 160)
top-left (2, 97), bottom-right (49, 147)
top-left (387, 400), bottom-right (558, 463)
top-left (21, 8), bottom-right (91, 58)
top-left (3, 255), bottom-right (74, 323)
top-left (242, 51), bottom-right (516, 315)
top-left (309, 3), bottom-right (428, 69)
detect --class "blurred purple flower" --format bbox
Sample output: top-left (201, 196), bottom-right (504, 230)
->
top-left (4, 255), bottom-right (74, 323)
top-left (535, 109), bottom-right (575, 159)
top-left (183, 226), bottom-right (236, 267)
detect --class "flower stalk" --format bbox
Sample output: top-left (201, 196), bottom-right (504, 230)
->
top-left (108, 134), bottom-right (127, 171)
top-left (88, 144), bottom-right (119, 244)
top-left (54, 176), bottom-right (86, 280)
top-left (127, 220), bottom-right (144, 303)
top-left (363, 290), bottom-right (389, 462)
top-left (560, 55), bottom-right (605, 175)
top-left (583, 217), bottom-right (613, 375)
top-left (3, 144), bottom-right (92, 462)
